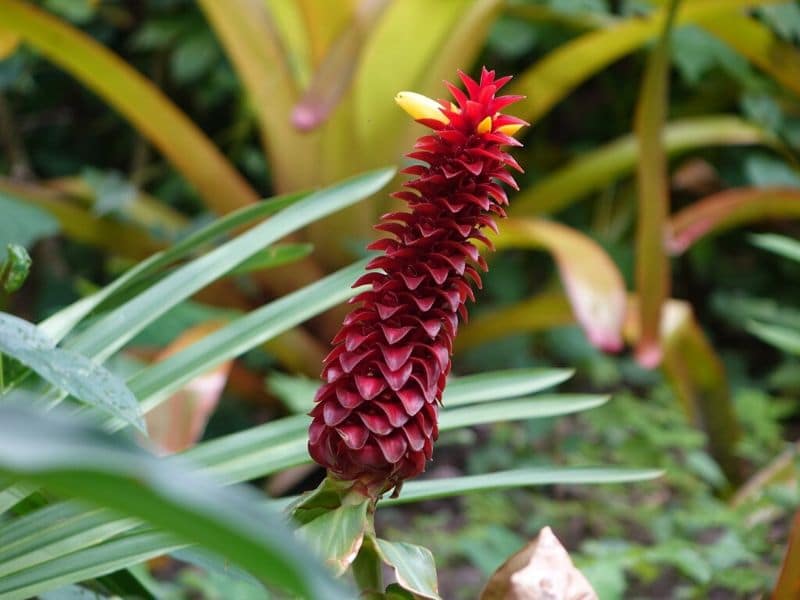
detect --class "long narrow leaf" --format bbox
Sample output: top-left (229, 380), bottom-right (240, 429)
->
top-left (510, 116), bottom-right (779, 216)
top-left (633, 0), bottom-right (680, 367)
top-left (0, 406), bottom-right (349, 599)
top-left (0, 314), bottom-right (144, 431)
top-left (666, 188), bottom-right (800, 254)
top-left (383, 467), bottom-right (663, 505)
top-left (65, 168), bottom-right (394, 362)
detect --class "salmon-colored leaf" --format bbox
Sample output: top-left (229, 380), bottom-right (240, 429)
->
top-left (667, 187), bottom-right (800, 254)
top-left (145, 322), bottom-right (232, 454)
top-left (492, 219), bottom-right (627, 352)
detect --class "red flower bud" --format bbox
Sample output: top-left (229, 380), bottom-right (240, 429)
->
top-left (308, 68), bottom-right (526, 493)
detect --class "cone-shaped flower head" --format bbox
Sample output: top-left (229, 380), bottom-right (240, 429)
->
top-left (308, 68), bottom-right (527, 494)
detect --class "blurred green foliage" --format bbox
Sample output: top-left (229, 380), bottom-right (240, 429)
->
top-left (0, 0), bottom-right (799, 597)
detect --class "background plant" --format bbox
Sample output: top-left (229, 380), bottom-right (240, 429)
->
top-left (0, 0), bottom-right (799, 597)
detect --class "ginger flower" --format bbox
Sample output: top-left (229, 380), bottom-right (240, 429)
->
top-left (308, 68), bottom-right (526, 495)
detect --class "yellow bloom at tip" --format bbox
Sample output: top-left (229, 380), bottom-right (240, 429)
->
top-left (497, 123), bottom-right (524, 136)
top-left (395, 91), bottom-right (449, 124)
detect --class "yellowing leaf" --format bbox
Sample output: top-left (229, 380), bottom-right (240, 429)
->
top-left (0, 28), bottom-right (20, 59)
top-left (510, 116), bottom-right (779, 216)
top-left (508, 0), bottom-right (784, 125)
top-left (632, 0), bottom-right (679, 368)
top-left (667, 187), bottom-right (800, 254)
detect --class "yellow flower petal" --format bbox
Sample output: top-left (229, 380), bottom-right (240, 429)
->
top-left (477, 116), bottom-right (493, 134)
top-left (497, 123), bottom-right (524, 136)
top-left (395, 91), bottom-right (449, 124)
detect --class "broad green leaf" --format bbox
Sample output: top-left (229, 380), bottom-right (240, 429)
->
top-left (228, 243), bottom-right (314, 276)
top-left (746, 322), bottom-right (800, 355)
top-left (384, 468), bottom-right (664, 505)
top-left (1, 244), bottom-right (31, 293)
top-left (492, 219), bottom-right (627, 352)
top-left (667, 188), bottom-right (800, 254)
top-left (262, 0), bottom-right (311, 86)
top-left (633, 0), bottom-right (680, 368)
top-left (0, 0), bottom-right (259, 213)
top-left (0, 192), bottom-right (59, 254)
top-left (438, 395), bottom-right (609, 430)
top-left (0, 313), bottom-right (144, 432)
top-left (751, 233), bottom-right (800, 263)
top-left (375, 539), bottom-right (440, 600)
top-left (40, 584), bottom-right (112, 599)
top-left (508, 0), bottom-right (785, 124)
top-left (0, 482), bottom-right (36, 514)
top-left (0, 405), bottom-right (349, 600)
top-left (509, 116), bottom-right (779, 216)
top-left (65, 168), bottom-right (394, 363)
top-left (297, 500), bottom-right (370, 576)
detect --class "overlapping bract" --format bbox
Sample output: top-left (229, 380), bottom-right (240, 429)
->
top-left (308, 68), bottom-right (526, 493)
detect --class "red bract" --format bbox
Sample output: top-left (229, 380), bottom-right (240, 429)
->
top-left (308, 68), bottom-right (526, 494)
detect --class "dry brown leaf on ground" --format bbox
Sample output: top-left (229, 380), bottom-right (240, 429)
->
top-left (480, 526), bottom-right (597, 600)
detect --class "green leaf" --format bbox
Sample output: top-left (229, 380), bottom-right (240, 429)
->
top-left (0, 192), bottom-right (59, 255)
top-left (0, 313), bottom-right (145, 432)
top-left (751, 233), bottom-right (800, 263)
top-left (227, 243), bottom-right (314, 276)
top-left (492, 219), bottom-right (627, 352)
top-left (444, 368), bottom-right (574, 407)
top-left (384, 468), bottom-right (664, 505)
top-left (0, 529), bottom-right (184, 600)
top-left (125, 260), bottom-right (368, 423)
top-left (0, 405), bottom-right (349, 600)
top-left (297, 500), bottom-right (370, 576)
top-left (746, 321), bottom-right (800, 354)
top-left (64, 168), bottom-right (394, 363)
top-left (1, 244), bottom-right (31, 293)
top-left (438, 395), bottom-right (609, 430)
top-left (375, 539), bottom-right (440, 600)
top-left (0, 502), bottom-right (137, 578)
top-left (37, 189), bottom-right (308, 342)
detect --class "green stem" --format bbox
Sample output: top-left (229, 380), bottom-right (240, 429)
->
top-left (352, 520), bottom-right (384, 599)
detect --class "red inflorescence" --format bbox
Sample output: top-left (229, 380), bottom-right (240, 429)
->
top-left (308, 68), bottom-right (526, 493)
